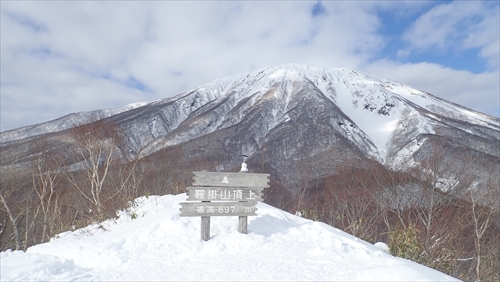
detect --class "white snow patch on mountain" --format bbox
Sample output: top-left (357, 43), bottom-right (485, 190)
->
top-left (0, 101), bottom-right (148, 142)
top-left (1, 194), bottom-right (459, 281)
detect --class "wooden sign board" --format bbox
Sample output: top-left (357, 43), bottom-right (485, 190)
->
top-left (193, 171), bottom-right (270, 188)
top-left (182, 170), bottom-right (271, 240)
top-left (180, 201), bottom-right (258, 217)
top-left (186, 186), bottom-right (264, 201)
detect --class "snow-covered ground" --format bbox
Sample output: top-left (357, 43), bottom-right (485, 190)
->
top-left (1, 194), bottom-right (459, 281)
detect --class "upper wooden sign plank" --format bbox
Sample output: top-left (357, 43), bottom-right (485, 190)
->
top-left (192, 171), bottom-right (270, 188)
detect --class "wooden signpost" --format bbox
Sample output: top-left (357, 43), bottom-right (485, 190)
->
top-left (180, 169), bottom-right (270, 241)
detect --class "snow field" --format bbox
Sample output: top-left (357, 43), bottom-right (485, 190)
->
top-left (1, 194), bottom-right (459, 281)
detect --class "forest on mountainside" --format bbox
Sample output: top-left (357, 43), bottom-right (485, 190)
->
top-left (1, 121), bottom-right (498, 281)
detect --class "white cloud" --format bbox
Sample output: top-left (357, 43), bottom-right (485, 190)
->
top-left (462, 12), bottom-right (500, 70)
top-left (402, 1), bottom-right (499, 70)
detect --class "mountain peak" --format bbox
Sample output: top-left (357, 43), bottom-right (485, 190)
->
top-left (273, 63), bottom-right (316, 72)
top-left (265, 63), bottom-right (337, 80)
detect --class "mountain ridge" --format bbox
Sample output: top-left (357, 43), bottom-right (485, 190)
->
top-left (1, 64), bottom-right (499, 179)
top-left (3, 64), bottom-right (497, 140)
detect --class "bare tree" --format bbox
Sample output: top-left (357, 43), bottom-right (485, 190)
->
top-left (408, 141), bottom-right (470, 255)
top-left (0, 193), bottom-right (20, 250)
top-left (290, 166), bottom-right (313, 216)
top-left (66, 120), bottom-right (127, 218)
top-left (0, 168), bottom-right (24, 250)
top-left (22, 196), bottom-right (39, 251)
top-left (103, 150), bottom-right (146, 213)
top-left (263, 178), bottom-right (294, 212)
top-left (31, 146), bottom-right (63, 243)
top-left (319, 162), bottom-right (384, 241)
top-left (465, 162), bottom-right (499, 282)
top-left (370, 164), bottom-right (418, 231)
top-left (137, 147), bottom-right (187, 196)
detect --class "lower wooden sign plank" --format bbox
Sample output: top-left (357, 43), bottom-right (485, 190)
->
top-left (179, 201), bottom-right (258, 217)
top-left (186, 186), bottom-right (263, 201)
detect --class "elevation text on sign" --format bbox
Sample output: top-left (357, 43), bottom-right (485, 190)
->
top-left (180, 201), bottom-right (258, 217)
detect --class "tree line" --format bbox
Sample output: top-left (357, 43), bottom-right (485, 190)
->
top-left (265, 144), bottom-right (499, 282)
top-left (0, 121), bottom-right (190, 251)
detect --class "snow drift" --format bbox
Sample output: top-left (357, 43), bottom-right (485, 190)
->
top-left (1, 194), bottom-right (459, 281)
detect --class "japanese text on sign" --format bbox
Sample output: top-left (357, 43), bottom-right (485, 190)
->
top-left (193, 189), bottom-right (257, 201)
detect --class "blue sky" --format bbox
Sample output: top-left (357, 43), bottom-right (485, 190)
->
top-left (379, 1), bottom-right (497, 73)
top-left (1, 1), bottom-right (498, 131)
top-left (376, 3), bottom-right (488, 74)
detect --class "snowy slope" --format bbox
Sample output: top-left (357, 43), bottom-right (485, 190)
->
top-left (0, 102), bottom-right (148, 143)
top-left (1, 194), bottom-right (459, 281)
top-left (129, 63), bottom-right (499, 163)
top-left (1, 63), bottom-right (498, 177)
top-left (261, 64), bottom-right (498, 161)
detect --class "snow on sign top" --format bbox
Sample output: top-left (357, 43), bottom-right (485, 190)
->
top-left (192, 171), bottom-right (270, 188)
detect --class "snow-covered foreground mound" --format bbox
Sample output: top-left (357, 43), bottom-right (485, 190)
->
top-left (1, 194), bottom-right (458, 281)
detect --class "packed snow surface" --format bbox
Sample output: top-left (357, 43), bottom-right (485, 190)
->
top-left (1, 194), bottom-right (459, 281)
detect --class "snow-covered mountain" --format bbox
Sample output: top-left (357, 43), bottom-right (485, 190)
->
top-left (1, 64), bottom-right (499, 181)
top-left (0, 102), bottom-right (147, 143)
top-left (0, 194), bottom-right (459, 281)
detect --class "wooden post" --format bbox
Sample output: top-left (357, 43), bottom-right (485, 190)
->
top-left (201, 216), bottom-right (210, 241)
top-left (201, 198), bottom-right (210, 241)
top-left (238, 163), bottom-right (248, 234)
top-left (238, 216), bottom-right (247, 234)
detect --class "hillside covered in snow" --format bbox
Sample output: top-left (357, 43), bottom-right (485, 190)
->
top-left (1, 194), bottom-right (459, 281)
top-left (2, 64), bottom-right (498, 182)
